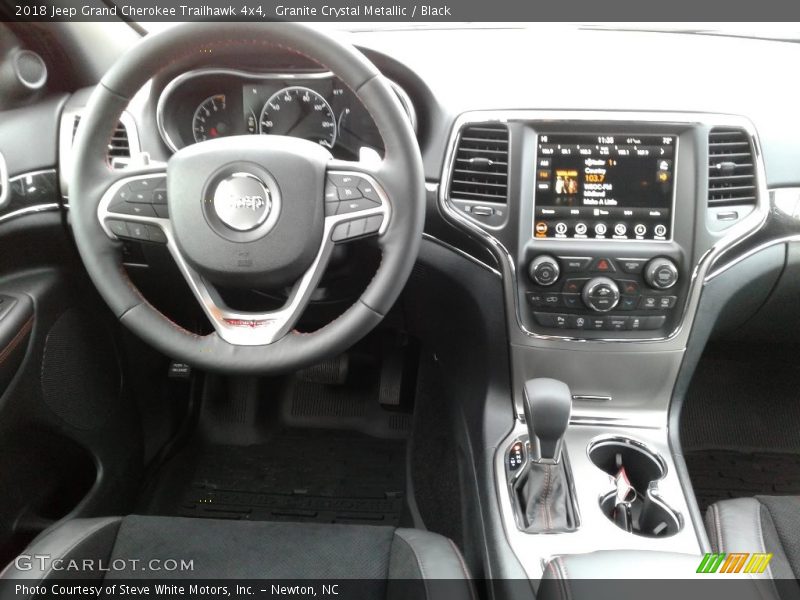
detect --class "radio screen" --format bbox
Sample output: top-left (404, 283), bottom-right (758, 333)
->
top-left (533, 133), bottom-right (676, 240)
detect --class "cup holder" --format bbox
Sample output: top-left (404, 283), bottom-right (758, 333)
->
top-left (588, 437), bottom-right (681, 538)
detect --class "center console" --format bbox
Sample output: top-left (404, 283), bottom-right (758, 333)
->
top-left (438, 110), bottom-right (769, 580)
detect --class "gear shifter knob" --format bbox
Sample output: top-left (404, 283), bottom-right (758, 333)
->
top-left (523, 378), bottom-right (572, 464)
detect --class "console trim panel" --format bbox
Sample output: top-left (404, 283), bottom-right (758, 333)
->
top-left (439, 110), bottom-right (769, 346)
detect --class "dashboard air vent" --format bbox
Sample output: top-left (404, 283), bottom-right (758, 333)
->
top-left (708, 127), bottom-right (757, 207)
top-left (450, 124), bottom-right (509, 204)
top-left (72, 116), bottom-right (131, 162)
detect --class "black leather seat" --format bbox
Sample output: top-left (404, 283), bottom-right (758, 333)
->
top-left (1, 515), bottom-right (474, 598)
top-left (706, 495), bottom-right (800, 582)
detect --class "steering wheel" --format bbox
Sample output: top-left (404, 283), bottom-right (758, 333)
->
top-left (70, 23), bottom-right (424, 373)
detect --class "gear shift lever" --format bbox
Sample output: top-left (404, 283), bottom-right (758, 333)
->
top-left (523, 378), bottom-right (572, 464)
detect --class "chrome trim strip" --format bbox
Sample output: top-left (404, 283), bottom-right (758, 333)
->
top-left (0, 203), bottom-right (60, 224)
top-left (156, 68), bottom-right (416, 152)
top-left (0, 152), bottom-right (8, 209)
top-left (421, 232), bottom-right (501, 277)
top-left (438, 110), bottom-right (770, 345)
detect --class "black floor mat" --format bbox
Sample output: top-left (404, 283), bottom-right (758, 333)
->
top-left (681, 345), bottom-right (800, 511)
top-left (685, 450), bottom-right (800, 512)
top-left (143, 430), bottom-right (407, 526)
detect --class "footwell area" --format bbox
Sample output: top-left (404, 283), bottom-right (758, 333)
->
top-left (681, 343), bottom-right (800, 511)
top-left (143, 430), bottom-right (408, 525)
top-left (685, 450), bottom-right (800, 512)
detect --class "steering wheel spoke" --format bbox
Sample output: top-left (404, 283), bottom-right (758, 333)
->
top-left (98, 169), bottom-right (171, 244)
top-left (324, 165), bottom-right (391, 243)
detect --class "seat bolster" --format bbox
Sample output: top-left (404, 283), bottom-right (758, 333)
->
top-left (0, 517), bottom-right (122, 581)
top-left (388, 529), bottom-right (474, 600)
top-left (706, 498), bottom-right (768, 554)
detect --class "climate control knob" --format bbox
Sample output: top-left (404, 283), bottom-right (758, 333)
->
top-left (528, 255), bottom-right (560, 286)
top-left (644, 258), bottom-right (679, 290)
top-left (582, 277), bottom-right (620, 312)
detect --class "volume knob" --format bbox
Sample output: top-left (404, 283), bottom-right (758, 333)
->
top-left (644, 258), bottom-right (679, 290)
top-left (528, 255), bottom-right (560, 287)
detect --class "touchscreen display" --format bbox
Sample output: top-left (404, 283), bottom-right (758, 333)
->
top-left (533, 133), bottom-right (676, 240)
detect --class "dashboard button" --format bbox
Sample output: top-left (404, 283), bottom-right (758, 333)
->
top-left (628, 316), bottom-right (646, 330)
top-left (527, 293), bottom-right (545, 307)
top-left (568, 315), bottom-right (588, 329)
top-left (587, 317), bottom-right (606, 330)
top-left (618, 279), bottom-right (640, 295)
top-left (645, 315), bottom-right (667, 329)
top-left (607, 316), bottom-right (629, 331)
top-left (562, 294), bottom-right (581, 308)
top-left (590, 258), bottom-right (616, 273)
top-left (553, 314), bottom-right (568, 328)
top-left (542, 293), bottom-right (561, 307)
top-left (619, 259), bottom-right (647, 274)
top-left (619, 296), bottom-right (639, 311)
top-left (658, 295), bottom-right (677, 309)
top-left (562, 278), bottom-right (588, 294)
top-left (640, 296), bottom-right (659, 310)
top-left (533, 312), bottom-right (557, 327)
top-left (560, 257), bottom-right (591, 272)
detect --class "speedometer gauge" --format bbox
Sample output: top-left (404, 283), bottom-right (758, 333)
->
top-left (259, 86), bottom-right (337, 148)
top-left (192, 94), bottom-right (232, 142)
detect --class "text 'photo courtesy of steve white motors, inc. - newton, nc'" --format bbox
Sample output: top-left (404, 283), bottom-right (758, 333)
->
top-left (35, 3), bottom-right (453, 19)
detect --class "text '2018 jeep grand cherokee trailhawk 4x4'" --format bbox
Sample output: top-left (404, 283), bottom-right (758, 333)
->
top-left (1, 9), bottom-right (800, 600)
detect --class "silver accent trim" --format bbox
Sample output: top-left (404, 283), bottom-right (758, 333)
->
top-left (439, 110), bottom-right (770, 345)
top-left (572, 394), bottom-right (612, 402)
top-left (97, 168), bottom-right (390, 346)
top-left (705, 187), bottom-right (800, 282)
top-left (495, 420), bottom-right (702, 580)
top-left (59, 109), bottom-right (141, 198)
top-left (0, 152), bottom-right (8, 209)
top-left (0, 203), bottom-right (60, 224)
top-left (156, 68), bottom-right (416, 152)
top-left (421, 233), bottom-right (501, 277)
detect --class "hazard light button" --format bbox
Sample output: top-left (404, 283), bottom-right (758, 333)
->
top-left (590, 258), bottom-right (617, 273)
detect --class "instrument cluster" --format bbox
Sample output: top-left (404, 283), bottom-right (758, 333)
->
top-left (157, 69), bottom-right (415, 161)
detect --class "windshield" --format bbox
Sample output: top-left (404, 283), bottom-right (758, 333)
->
top-left (141, 22), bottom-right (800, 41)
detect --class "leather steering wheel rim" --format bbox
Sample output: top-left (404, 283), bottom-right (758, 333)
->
top-left (70, 23), bottom-right (425, 374)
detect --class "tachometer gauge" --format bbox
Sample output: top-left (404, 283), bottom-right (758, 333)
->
top-left (192, 94), bottom-right (232, 142)
top-left (259, 86), bottom-right (337, 148)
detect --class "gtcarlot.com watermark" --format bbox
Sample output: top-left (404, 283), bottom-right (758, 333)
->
top-left (14, 554), bottom-right (194, 573)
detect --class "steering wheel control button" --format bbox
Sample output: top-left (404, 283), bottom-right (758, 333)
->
top-left (126, 222), bottom-right (150, 241)
top-left (644, 257), bottom-right (679, 289)
top-left (528, 255), bottom-right (560, 286)
top-left (107, 220), bottom-right (129, 238)
top-left (358, 180), bottom-right (380, 202)
top-left (582, 277), bottom-right (620, 312)
top-left (337, 185), bottom-right (361, 201)
top-left (153, 189), bottom-right (168, 204)
top-left (147, 225), bottom-right (168, 244)
top-left (325, 182), bottom-right (338, 202)
top-left (330, 214), bottom-right (385, 243)
top-left (338, 197), bottom-right (380, 215)
top-left (212, 172), bottom-right (272, 232)
top-left (109, 202), bottom-right (157, 217)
